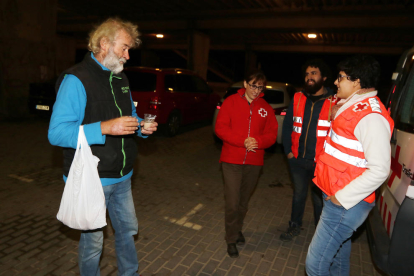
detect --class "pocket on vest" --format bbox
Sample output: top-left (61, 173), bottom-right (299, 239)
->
top-left (318, 154), bottom-right (350, 191)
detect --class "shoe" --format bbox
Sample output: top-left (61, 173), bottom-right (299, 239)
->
top-left (279, 225), bottom-right (301, 242)
top-left (227, 243), bottom-right (239, 258)
top-left (236, 231), bottom-right (245, 245)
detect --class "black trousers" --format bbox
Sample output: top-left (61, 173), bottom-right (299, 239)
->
top-left (222, 162), bottom-right (262, 243)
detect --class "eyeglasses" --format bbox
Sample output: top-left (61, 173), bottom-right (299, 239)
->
top-left (337, 74), bottom-right (352, 83)
top-left (248, 83), bottom-right (264, 91)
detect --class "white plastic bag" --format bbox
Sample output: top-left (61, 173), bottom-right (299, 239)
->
top-left (57, 125), bottom-right (107, 230)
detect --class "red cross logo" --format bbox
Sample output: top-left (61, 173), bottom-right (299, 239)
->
top-left (259, 108), bottom-right (267, 117)
top-left (353, 102), bottom-right (369, 112)
top-left (387, 145), bottom-right (402, 188)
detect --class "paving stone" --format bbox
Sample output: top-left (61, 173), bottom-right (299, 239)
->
top-left (186, 261), bottom-right (204, 275)
top-left (201, 259), bottom-right (220, 274)
top-left (164, 255), bottom-right (182, 270)
top-left (273, 257), bottom-right (287, 272)
top-left (143, 248), bottom-right (163, 263)
top-left (0, 122), bottom-right (385, 276)
top-left (286, 255), bottom-right (300, 268)
top-left (257, 260), bottom-right (272, 274)
top-left (3, 242), bottom-right (25, 254)
top-left (176, 244), bottom-right (193, 257)
top-left (13, 257), bottom-right (39, 271)
top-left (242, 263), bottom-right (257, 276)
top-left (144, 257), bottom-right (168, 274)
top-left (171, 265), bottom-right (187, 276)
top-left (227, 265), bottom-right (242, 275)
top-left (180, 252), bottom-right (198, 267)
top-left (50, 260), bottom-right (77, 276)
top-left (282, 266), bottom-right (296, 276)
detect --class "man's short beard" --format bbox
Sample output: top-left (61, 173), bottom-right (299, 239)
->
top-left (102, 47), bottom-right (127, 74)
top-left (304, 78), bottom-right (324, 95)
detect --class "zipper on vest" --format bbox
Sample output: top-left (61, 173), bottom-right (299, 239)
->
top-left (109, 72), bottom-right (127, 177)
top-left (302, 97), bottom-right (326, 158)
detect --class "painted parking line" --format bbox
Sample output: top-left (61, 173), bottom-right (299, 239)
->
top-left (8, 174), bottom-right (33, 183)
top-left (164, 203), bottom-right (203, 230)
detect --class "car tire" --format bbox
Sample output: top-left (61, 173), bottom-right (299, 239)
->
top-left (165, 111), bottom-right (181, 137)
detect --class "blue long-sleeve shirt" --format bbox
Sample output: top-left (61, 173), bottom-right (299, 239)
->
top-left (48, 53), bottom-right (146, 186)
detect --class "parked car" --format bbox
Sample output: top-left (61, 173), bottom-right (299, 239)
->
top-left (212, 81), bottom-right (296, 144)
top-left (366, 46), bottom-right (414, 276)
top-left (124, 67), bottom-right (220, 136)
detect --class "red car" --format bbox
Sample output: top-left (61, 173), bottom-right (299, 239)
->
top-left (124, 67), bottom-right (221, 136)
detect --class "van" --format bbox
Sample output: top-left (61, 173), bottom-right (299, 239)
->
top-left (366, 46), bottom-right (414, 276)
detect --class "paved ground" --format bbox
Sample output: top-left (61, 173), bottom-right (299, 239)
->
top-left (0, 118), bottom-right (385, 276)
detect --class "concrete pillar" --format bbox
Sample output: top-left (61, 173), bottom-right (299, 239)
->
top-left (188, 31), bottom-right (210, 80)
top-left (0, 0), bottom-right (58, 118)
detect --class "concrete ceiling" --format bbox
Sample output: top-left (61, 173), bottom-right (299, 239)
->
top-left (57, 0), bottom-right (414, 54)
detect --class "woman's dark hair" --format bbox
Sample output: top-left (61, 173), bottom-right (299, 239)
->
top-left (302, 59), bottom-right (332, 81)
top-left (337, 55), bottom-right (380, 88)
top-left (245, 70), bottom-right (267, 88)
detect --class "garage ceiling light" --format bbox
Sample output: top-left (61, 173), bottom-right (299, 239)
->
top-left (156, 34), bottom-right (164, 38)
top-left (308, 34), bottom-right (317, 38)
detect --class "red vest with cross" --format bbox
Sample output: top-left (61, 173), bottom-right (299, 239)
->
top-left (313, 96), bottom-right (394, 203)
top-left (290, 92), bottom-right (337, 162)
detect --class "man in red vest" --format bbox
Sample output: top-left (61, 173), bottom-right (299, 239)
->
top-left (306, 55), bottom-right (393, 275)
top-left (280, 59), bottom-right (336, 242)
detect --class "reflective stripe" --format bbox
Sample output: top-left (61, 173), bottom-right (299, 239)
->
top-left (293, 116), bottom-right (302, 123)
top-left (324, 143), bottom-right (367, 168)
top-left (369, 98), bottom-right (382, 113)
top-left (293, 126), bottom-right (302, 133)
top-left (317, 130), bottom-right (328, 137)
top-left (330, 129), bottom-right (364, 152)
top-left (318, 120), bottom-right (331, 127)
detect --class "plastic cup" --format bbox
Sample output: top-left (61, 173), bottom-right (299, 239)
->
top-left (143, 114), bottom-right (156, 131)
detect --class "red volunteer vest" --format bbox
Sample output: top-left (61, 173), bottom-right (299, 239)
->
top-left (291, 92), bottom-right (337, 162)
top-left (313, 96), bottom-right (394, 203)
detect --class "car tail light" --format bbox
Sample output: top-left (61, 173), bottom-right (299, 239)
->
top-left (274, 107), bottom-right (287, 116)
top-left (149, 96), bottom-right (161, 110)
top-left (216, 102), bottom-right (222, 110)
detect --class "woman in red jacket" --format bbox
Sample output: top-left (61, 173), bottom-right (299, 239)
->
top-left (215, 71), bottom-right (278, 258)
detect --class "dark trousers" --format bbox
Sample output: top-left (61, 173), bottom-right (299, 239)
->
top-left (222, 162), bottom-right (262, 243)
top-left (287, 157), bottom-right (322, 227)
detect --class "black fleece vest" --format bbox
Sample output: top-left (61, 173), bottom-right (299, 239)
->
top-left (56, 53), bottom-right (137, 178)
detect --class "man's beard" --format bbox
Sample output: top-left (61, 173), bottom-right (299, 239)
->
top-left (102, 47), bottom-right (127, 74)
top-left (304, 78), bottom-right (324, 95)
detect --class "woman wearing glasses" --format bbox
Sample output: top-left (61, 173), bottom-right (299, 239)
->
top-left (306, 55), bottom-right (394, 275)
top-left (215, 71), bottom-right (278, 258)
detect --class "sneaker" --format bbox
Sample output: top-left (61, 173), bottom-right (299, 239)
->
top-left (279, 226), bottom-right (300, 242)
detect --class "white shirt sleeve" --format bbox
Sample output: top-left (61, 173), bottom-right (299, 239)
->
top-left (335, 113), bottom-right (391, 209)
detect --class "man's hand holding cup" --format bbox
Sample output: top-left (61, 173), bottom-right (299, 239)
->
top-left (141, 114), bottom-right (158, 135)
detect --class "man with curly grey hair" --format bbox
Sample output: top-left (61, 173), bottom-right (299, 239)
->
top-left (49, 17), bottom-right (156, 275)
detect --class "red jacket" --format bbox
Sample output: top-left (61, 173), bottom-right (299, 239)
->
top-left (314, 96), bottom-right (394, 203)
top-left (215, 88), bottom-right (278, 166)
